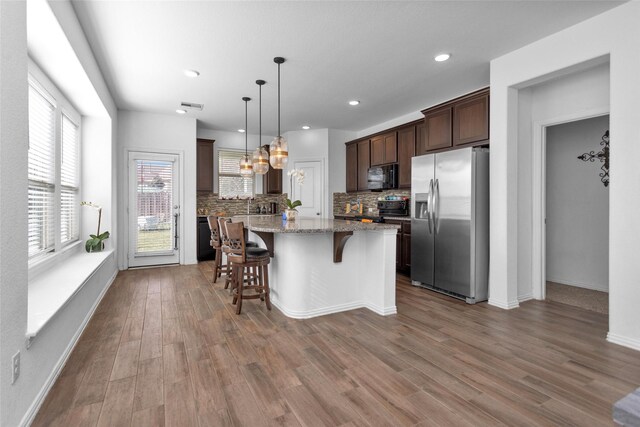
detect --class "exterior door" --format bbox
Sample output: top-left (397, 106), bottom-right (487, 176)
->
top-left (128, 152), bottom-right (180, 267)
top-left (292, 160), bottom-right (323, 218)
top-left (433, 148), bottom-right (472, 296)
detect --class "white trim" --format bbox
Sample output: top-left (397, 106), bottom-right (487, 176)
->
top-left (488, 298), bottom-right (520, 310)
top-left (518, 293), bottom-right (534, 303)
top-left (546, 277), bottom-right (608, 293)
top-left (607, 333), bottom-right (640, 352)
top-left (531, 107), bottom-right (610, 301)
top-left (20, 268), bottom-right (118, 427)
top-left (270, 297), bottom-right (396, 319)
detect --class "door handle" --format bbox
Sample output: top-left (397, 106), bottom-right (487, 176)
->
top-left (174, 212), bottom-right (179, 250)
top-left (427, 179), bottom-right (434, 234)
top-left (316, 212), bottom-right (321, 216)
top-left (434, 179), bottom-right (440, 234)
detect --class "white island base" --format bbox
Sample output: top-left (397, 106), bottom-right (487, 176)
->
top-left (234, 216), bottom-right (399, 319)
top-left (254, 229), bottom-right (397, 319)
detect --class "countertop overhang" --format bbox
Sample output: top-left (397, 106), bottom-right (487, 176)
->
top-left (232, 215), bottom-right (400, 234)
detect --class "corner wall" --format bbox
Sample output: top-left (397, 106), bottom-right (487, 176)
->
top-left (490, 1), bottom-right (640, 350)
top-left (117, 111), bottom-right (197, 267)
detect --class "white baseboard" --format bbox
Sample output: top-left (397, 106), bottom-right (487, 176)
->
top-left (20, 268), bottom-right (118, 427)
top-left (488, 298), bottom-right (520, 310)
top-left (546, 277), bottom-right (608, 293)
top-left (270, 297), bottom-right (396, 319)
top-left (607, 332), bottom-right (640, 352)
top-left (518, 293), bottom-right (534, 303)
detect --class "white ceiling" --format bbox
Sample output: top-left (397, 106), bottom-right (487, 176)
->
top-left (71, 1), bottom-right (622, 135)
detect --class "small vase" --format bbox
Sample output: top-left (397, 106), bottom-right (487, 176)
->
top-left (285, 209), bottom-right (298, 221)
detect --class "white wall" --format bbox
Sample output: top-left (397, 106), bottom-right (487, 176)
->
top-left (516, 63), bottom-right (610, 301)
top-left (118, 111), bottom-right (197, 267)
top-left (197, 128), bottom-right (274, 195)
top-left (490, 1), bottom-right (640, 350)
top-left (546, 115), bottom-right (609, 292)
top-left (282, 128), bottom-right (330, 216)
top-left (1, 1), bottom-right (120, 425)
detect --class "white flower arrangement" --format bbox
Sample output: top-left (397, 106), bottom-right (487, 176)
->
top-left (286, 168), bottom-right (305, 210)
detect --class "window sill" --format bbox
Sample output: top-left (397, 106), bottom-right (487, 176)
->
top-left (27, 249), bottom-right (114, 341)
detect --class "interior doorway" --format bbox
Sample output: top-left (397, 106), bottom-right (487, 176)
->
top-left (292, 159), bottom-right (324, 218)
top-left (544, 115), bottom-right (609, 314)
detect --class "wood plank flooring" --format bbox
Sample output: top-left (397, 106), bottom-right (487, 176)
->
top-left (32, 263), bottom-right (639, 426)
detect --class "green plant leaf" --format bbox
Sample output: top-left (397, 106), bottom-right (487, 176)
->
top-left (98, 231), bottom-right (110, 240)
top-left (89, 234), bottom-right (97, 239)
top-left (291, 200), bottom-right (302, 209)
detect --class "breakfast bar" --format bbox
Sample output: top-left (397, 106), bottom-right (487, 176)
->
top-left (232, 215), bottom-right (400, 319)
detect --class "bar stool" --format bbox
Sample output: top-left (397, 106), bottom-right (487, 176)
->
top-left (218, 217), bottom-right (259, 289)
top-left (206, 215), bottom-right (225, 282)
top-left (225, 221), bottom-right (271, 315)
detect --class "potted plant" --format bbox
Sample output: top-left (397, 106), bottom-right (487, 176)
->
top-left (81, 201), bottom-right (110, 252)
top-left (284, 168), bottom-right (305, 221)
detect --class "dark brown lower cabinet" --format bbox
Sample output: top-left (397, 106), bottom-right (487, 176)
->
top-left (386, 219), bottom-right (411, 274)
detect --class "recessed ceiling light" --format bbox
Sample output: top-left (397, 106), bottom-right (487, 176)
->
top-left (434, 54), bottom-right (450, 62)
top-left (238, 129), bottom-right (246, 133)
top-left (348, 100), bottom-right (360, 106)
top-left (302, 125), bottom-right (310, 130)
top-left (176, 109), bottom-right (187, 114)
top-left (184, 69), bottom-right (200, 78)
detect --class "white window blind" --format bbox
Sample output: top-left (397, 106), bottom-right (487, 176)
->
top-left (61, 115), bottom-right (79, 244)
top-left (218, 150), bottom-right (254, 199)
top-left (28, 84), bottom-right (56, 258)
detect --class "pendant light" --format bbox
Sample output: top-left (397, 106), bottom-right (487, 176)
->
top-left (252, 79), bottom-right (270, 174)
top-left (239, 96), bottom-right (253, 176)
top-left (269, 57), bottom-right (288, 169)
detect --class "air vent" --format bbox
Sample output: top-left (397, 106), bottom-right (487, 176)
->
top-left (180, 102), bottom-right (204, 111)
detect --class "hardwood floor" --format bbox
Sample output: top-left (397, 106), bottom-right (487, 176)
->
top-left (32, 263), bottom-right (639, 426)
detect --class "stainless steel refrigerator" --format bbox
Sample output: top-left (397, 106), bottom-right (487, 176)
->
top-left (411, 147), bottom-right (489, 303)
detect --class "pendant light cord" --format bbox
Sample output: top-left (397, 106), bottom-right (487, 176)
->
top-left (277, 62), bottom-right (281, 138)
top-left (244, 99), bottom-right (248, 155)
top-left (259, 84), bottom-right (262, 147)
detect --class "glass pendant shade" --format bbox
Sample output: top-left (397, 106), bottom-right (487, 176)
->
top-left (269, 136), bottom-right (288, 169)
top-left (239, 154), bottom-right (253, 176)
top-left (252, 146), bottom-right (269, 175)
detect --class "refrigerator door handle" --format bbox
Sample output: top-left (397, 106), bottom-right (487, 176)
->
top-left (427, 179), bottom-right (434, 234)
top-left (434, 178), bottom-right (440, 234)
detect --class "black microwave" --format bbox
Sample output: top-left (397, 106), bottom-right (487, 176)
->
top-left (367, 164), bottom-right (398, 190)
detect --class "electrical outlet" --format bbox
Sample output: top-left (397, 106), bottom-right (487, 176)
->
top-left (11, 351), bottom-right (20, 384)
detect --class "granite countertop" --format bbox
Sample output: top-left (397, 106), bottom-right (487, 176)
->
top-left (232, 215), bottom-right (400, 234)
top-left (334, 213), bottom-right (411, 222)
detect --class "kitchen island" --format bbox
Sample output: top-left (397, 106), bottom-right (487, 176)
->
top-left (232, 215), bottom-right (399, 319)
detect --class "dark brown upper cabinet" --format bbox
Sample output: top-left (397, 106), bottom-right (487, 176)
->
top-left (415, 121), bottom-right (427, 156)
top-left (196, 138), bottom-right (215, 192)
top-left (453, 90), bottom-right (489, 146)
top-left (370, 132), bottom-right (397, 166)
top-left (345, 142), bottom-right (358, 193)
top-left (357, 139), bottom-right (370, 191)
top-left (397, 126), bottom-right (415, 188)
top-left (423, 106), bottom-right (453, 151)
top-left (262, 145), bottom-right (283, 194)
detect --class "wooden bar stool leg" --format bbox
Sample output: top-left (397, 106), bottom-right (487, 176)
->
top-left (235, 266), bottom-right (244, 315)
top-left (231, 265), bottom-right (239, 305)
top-left (224, 256), bottom-right (232, 290)
top-left (263, 264), bottom-right (272, 311)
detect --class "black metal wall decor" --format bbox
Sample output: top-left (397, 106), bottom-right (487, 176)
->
top-left (577, 130), bottom-right (609, 187)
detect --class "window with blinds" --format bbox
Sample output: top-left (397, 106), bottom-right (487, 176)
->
top-left (28, 84), bottom-right (56, 258)
top-left (61, 115), bottom-right (79, 244)
top-left (218, 150), bottom-right (254, 199)
top-left (28, 75), bottom-right (82, 261)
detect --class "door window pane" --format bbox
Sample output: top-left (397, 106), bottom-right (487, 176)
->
top-left (135, 160), bottom-right (173, 253)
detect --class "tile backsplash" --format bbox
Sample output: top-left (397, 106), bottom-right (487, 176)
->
top-left (333, 190), bottom-right (411, 216)
top-left (197, 193), bottom-right (288, 216)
